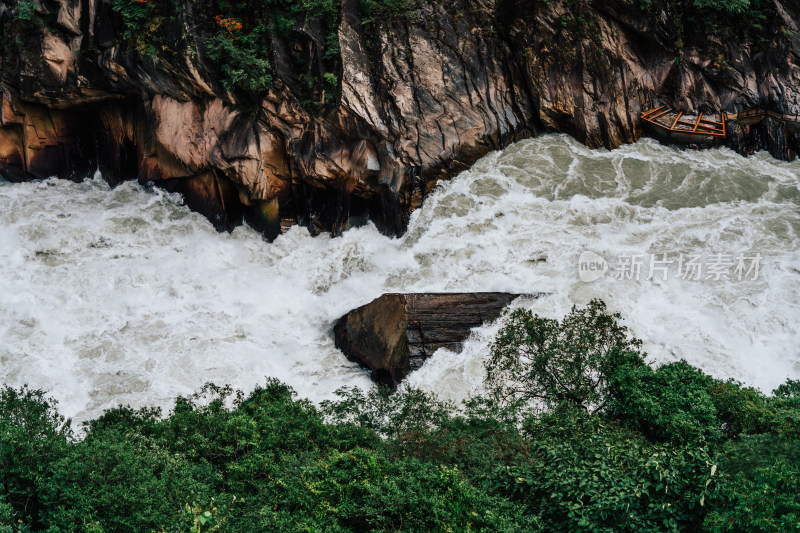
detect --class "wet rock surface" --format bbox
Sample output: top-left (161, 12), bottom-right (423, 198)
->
top-left (1, 0), bottom-right (799, 237)
top-left (334, 292), bottom-right (539, 386)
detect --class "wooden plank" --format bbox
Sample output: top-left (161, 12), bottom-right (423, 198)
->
top-left (670, 111), bottom-right (683, 130)
top-left (695, 123), bottom-right (724, 131)
top-left (648, 108), bottom-right (672, 122)
top-left (640, 105), bottom-right (665, 119)
top-left (692, 113), bottom-right (703, 133)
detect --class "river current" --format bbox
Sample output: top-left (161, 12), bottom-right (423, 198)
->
top-left (1, 134), bottom-right (798, 422)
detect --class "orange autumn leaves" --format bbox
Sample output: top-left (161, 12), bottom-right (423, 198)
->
top-left (214, 14), bottom-right (243, 38)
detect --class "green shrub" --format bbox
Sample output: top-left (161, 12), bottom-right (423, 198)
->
top-left (1, 300), bottom-right (798, 531)
top-left (257, 448), bottom-right (537, 531)
top-left (498, 409), bottom-right (716, 532)
top-left (83, 404), bottom-right (163, 438)
top-left (690, 0), bottom-right (752, 14)
top-left (206, 30), bottom-right (273, 93)
top-left (0, 495), bottom-right (32, 533)
top-left (607, 363), bottom-right (798, 444)
top-left (606, 359), bottom-right (720, 443)
top-left (15, 0), bottom-right (39, 22)
top-left (39, 433), bottom-right (212, 532)
top-left (632, 0), bottom-right (777, 43)
top-left (111, 0), bottom-right (181, 57)
top-left (323, 385), bottom-right (531, 490)
top-left (774, 379), bottom-right (800, 407)
top-left (634, 0), bottom-right (754, 15)
top-left (703, 458), bottom-right (800, 532)
top-left (717, 434), bottom-right (800, 479)
top-left (198, 0), bottom-right (416, 99)
top-left (0, 386), bottom-right (71, 529)
top-left (708, 380), bottom-right (774, 438)
top-left (771, 379), bottom-right (800, 437)
top-left (360, 0), bottom-right (420, 28)
top-left (202, 0), bottom-right (341, 97)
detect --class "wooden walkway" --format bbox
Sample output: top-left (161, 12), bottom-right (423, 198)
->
top-left (640, 106), bottom-right (800, 144)
top-left (640, 106), bottom-right (727, 139)
top-left (640, 105), bottom-right (800, 146)
top-left (726, 108), bottom-right (800, 122)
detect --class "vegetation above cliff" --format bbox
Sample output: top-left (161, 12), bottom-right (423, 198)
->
top-left (632, 0), bottom-right (795, 49)
top-left (105, 0), bottom-right (417, 103)
top-left (106, 0), bottom-right (792, 101)
top-left (1, 300), bottom-right (798, 532)
top-left (2, 0), bottom-right (795, 109)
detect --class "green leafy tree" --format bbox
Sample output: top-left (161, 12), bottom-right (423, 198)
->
top-left (321, 385), bottom-right (453, 439)
top-left (485, 299), bottom-right (644, 413)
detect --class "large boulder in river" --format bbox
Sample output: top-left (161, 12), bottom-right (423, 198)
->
top-left (334, 293), bottom-right (538, 386)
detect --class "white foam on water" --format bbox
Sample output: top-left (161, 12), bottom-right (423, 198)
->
top-left (1, 135), bottom-right (799, 422)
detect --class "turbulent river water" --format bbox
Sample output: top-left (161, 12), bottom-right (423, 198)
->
top-left (1, 134), bottom-right (799, 422)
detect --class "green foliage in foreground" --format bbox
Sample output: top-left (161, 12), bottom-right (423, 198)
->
top-left (2, 300), bottom-right (799, 532)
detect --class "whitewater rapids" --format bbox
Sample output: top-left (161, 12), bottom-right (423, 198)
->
top-left (1, 135), bottom-right (798, 422)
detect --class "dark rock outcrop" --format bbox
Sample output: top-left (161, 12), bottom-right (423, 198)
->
top-left (1, 0), bottom-right (799, 238)
top-left (334, 292), bottom-right (537, 386)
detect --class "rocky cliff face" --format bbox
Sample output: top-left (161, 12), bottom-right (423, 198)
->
top-left (1, 0), bottom-right (798, 238)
